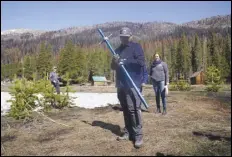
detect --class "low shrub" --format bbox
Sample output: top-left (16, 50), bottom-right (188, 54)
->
top-left (7, 74), bottom-right (73, 119)
top-left (169, 78), bottom-right (191, 91)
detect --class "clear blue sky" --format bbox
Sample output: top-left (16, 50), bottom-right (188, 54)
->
top-left (1, 1), bottom-right (231, 31)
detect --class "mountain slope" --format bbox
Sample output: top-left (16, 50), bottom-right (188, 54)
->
top-left (1, 14), bottom-right (230, 41)
top-left (1, 14), bottom-right (231, 63)
top-left (182, 14), bottom-right (231, 29)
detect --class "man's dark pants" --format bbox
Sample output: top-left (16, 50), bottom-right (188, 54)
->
top-left (117, 87), bottom-right (143, 141)
top-left (51, 81), bottom-right (60, 94)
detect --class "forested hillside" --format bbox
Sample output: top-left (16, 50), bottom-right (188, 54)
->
top-left (1, 14), bottom-right (231, 83)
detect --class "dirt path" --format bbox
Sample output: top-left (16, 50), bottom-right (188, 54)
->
top-left (1, 90), bottom-right (231, 156)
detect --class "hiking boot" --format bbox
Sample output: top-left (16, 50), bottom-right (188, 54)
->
top-left (162, 109), bottom-right (167, 115)
top-left (134, 139), bottom-right (143, 148)
top-left (117, 134), bottom-right (129, 141)
top-left (156, 108), bottom-right (161, 113)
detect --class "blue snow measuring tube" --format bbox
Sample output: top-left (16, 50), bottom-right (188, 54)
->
top-left (97, 28), bottom-right (149, 109)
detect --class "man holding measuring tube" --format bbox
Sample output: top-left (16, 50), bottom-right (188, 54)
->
top-left (111, 27), bottom-right (146, 148)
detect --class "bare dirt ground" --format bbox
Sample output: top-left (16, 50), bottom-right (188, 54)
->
top-left (1, 86), bottom-right (231, 156)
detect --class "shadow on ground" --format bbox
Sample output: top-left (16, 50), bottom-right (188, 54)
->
top-left (111, 106), bottom-right (122, 111)
top-left (81, 120), bottom-right (122, 136)
top-left (193, 131), bottom-right (231, 142)
top-left (156, 152), bottom-right (174, 156)
top-left (111, 104), bottom-right (150, 113)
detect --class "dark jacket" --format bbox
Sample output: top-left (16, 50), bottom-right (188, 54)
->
top-left (111, 42), bottom-right (145, 89)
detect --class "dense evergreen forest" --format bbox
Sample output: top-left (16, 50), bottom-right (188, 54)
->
top-left (1, 31), bottom-right (231, 83)
top-left (1, 15), bottom-right (231, 83)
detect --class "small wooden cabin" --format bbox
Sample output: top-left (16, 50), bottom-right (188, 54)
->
top-left (190, 70), bottom-right (205, 85)
top-left (92, 76), bottom-right (107, 86)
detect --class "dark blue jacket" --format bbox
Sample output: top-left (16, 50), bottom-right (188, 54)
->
top-left (111, 41), bottom-right (145, 89)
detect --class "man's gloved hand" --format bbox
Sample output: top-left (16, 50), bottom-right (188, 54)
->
top-left (113, 54), bottom-right (120, 63)
top-left (118, 59), bottom-right (126, 65)
top-left (113, 54), bottom-right (126, 66)
top-left (113, 54), bottom-right (120, 62)
top-left (52, 80), bottom-right (57, 84)
top-left (141, 83), bottom-right (146, 87)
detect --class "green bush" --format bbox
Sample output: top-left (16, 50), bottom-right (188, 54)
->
top-left (75, 76), bottom-right (87, 84)
top-left (169, 83), bottom-right (178, 91)
top-left (35, 78), bottom-right (56, 111)
top-left (7, 78), bottom-right (39, 119)
top-left (205, 83), bottom-right (221, 92)
top-left (169, 78), bottom-right (191, 91)
top-left (39, 72), bottom-right (74, 110)
top-left (7, 75), bottom-right (73, 119)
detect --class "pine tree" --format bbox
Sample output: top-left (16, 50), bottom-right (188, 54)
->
top-left (168, 41), bottom-right (177, 81)
top-left (36, 42), bottom-right (53, 79)
top-left (220, 34), bottom-right (231, 80)
top-left (100, 49), bottom-right (112, 80)
top-left (24, 55), bottom-right (34, 80)
top-left (195, 34), bottom-right (202, 70)
top-left (182, 34), bottom-right (190, 79)
top-left (87, 49), bottom-right (103, 76)
top-left (75, 46), bottom-right (88, 82)
top-left (208, 32), bottom-right (220, 67)
top-left (224, 34), bottom-right (231, 66)
top-left (161, 40), bottom-right (165, 61)
top-left (191, 46), bottom-right (197, 73)
top-left (105, 51), bottom-right (112, 80)
top-left (57, 40), bottom-right (77, 79)
top-left (202, 36), bottom-right (208, 72)
top-left (191, 34), bottom-right (201, 72)
top-left (176, 35), bottom-right (185, 79)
